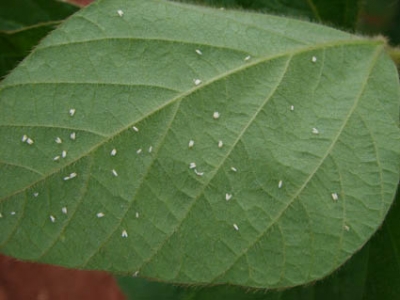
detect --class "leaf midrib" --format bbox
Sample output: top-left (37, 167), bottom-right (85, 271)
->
top-left (0, 124), bottom-right (107, 137)
top-left (0, 38), bottom-right (383, 203)
top-left (0, 82), bottom-right (180, 93)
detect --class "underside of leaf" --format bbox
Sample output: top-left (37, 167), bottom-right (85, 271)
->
top-left (0, 0), bottom-right (399, 289)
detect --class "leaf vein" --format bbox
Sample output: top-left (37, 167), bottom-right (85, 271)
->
top-left (138, 55), bottom-right (293, 273)
top-left (210, 45), bottom-right (384, 284)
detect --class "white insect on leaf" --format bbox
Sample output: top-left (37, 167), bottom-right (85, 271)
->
top-left (63, 172), bottom-right (77, 181)
top-left (132, 126), bottom-right (139, 132)
top-left (331, 192), bottom-right (339, 201)
top-left (188, 140), bottom-right (195, 148)
top-left (62, 150), bottom-right (67, 158)
top-left (53, 156), bottom-right (60, 161)
top-left (193, 79), bottom-right (202, 86)
top-left (112, 169), bottom-right (118, 177)
top-left (312, 128), bottom-right (319, 134)
top-left (244, 55), bottom-right (251, 61)
top-left (135, 212), bottom-right (139, 218)
top-left (311, 56), bottom-right (317, 63)
top-left (133, 271), bottom-right (139, 277)
top-left (55, 137), bottom-right (62, 144)
top-left (290, 105), bottom-right (294, 111)
top-left (97, 212), bottom-right (105, 218)
top-left (50, 215), bottom-right (56, 223)
top-left (195, 49), bottom-right (202, 55)
top-left (117, 9), bottom-right (124, 17)
top-left (62, 207), bottom-right (68, 214)
top-left (22, 135), bottom-right (28, 142)
top-left (69, 108), bottom-right (76, 117)
top-left (218, 140), bottom-right (224, 148)
top-left (278, 180), bottom-right (283, 188)
top-left (213, 111), bottom-right (220, 119)
top-left (344, 225), bottom-right (350, 231)
top-left (26, 138), bottom-right (34, 145)
top-left (70, 132), bottom-right (76, 140)
top-left (136, 148), bottom-right (142, 154)
top-left (33, 192), bottom-right (39, 197)
top-left (231, 167), bottom-right (237, 172)
top-left (189, 162), bottom-right (196, 169)
top-left (194, 169), bottom-right (204, 176)
top-left (10, 211), bottom-right (16, 216)
top-left (0, 213), bottom-right (2, 218)
top-left (148, 146), bottom-right (153, 153)
top-left (122, 230), bottom-right (128, 238)
top-left (225, 193), bottom-right (232, 201)
top-left (110, 148), bottom-right (117, 156)
top-left (233, 224), bottom-right (239, 231)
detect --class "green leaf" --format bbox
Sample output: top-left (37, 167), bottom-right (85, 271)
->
top-left (0, 0), bottom-right (399, 289)
top-left (117, 241), bottom-right (368, 299)
top-left (174, 0), bottom-right (361, 30)
top-left (117, 188), bottom-right (400, 299)
top-left (0, 0), bottom-right (78, 31)
top-left (362, 187), bottom-right (400, 299)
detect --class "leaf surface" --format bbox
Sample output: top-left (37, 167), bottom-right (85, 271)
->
top-left (0, 0), bottom-right (399, 289)
top-left (118, 188), bottom-right (400, 299)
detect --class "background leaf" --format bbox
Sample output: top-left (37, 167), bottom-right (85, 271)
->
top-left (357, 0), bottom-right (400, 46)
top-left (0, 23), bottom-right (58, 79)
top-left (0, 0), bottom-right (78, 31)
top-left (362, 186), bottom-right (400, 299)
top-left (174, 0), bottom-right (361, 30)
top-left (0, 0), bottom-right (399, 289)
top-left (0, 0), bottom-right (79, 80)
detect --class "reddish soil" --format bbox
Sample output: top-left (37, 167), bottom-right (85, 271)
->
top-left (67, 0), bottom-right (94, 7)
top-left (0, 254), bottom-right (125, 300)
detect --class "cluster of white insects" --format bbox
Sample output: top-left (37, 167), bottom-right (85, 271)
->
top-left (6, 15), bottom-right (347, 243)
top-left (21, 134), bottom-right (34, 145)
